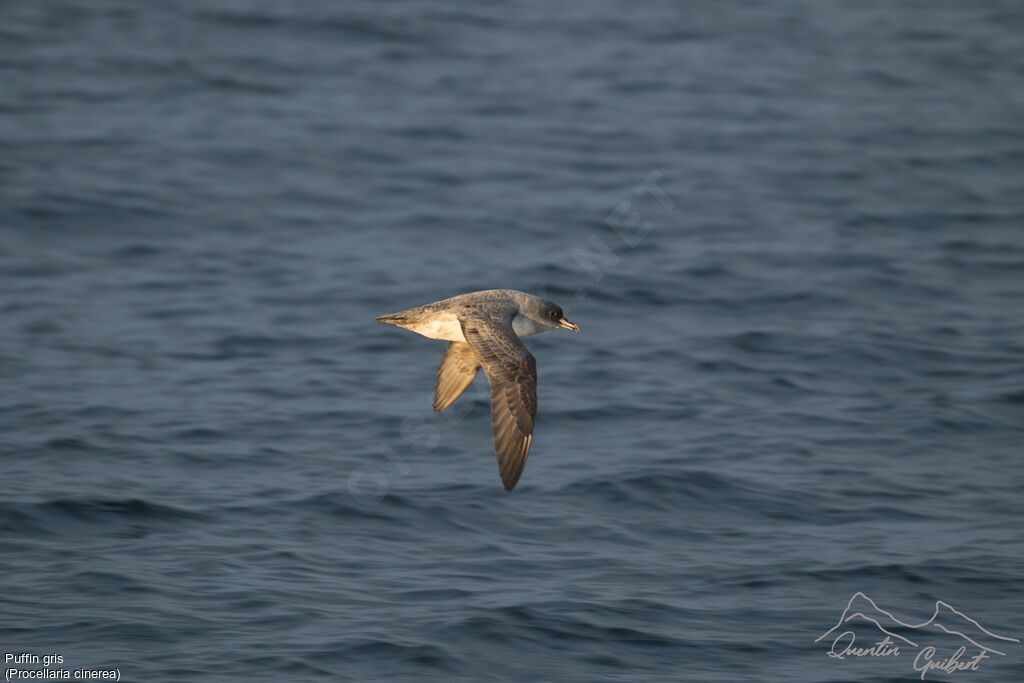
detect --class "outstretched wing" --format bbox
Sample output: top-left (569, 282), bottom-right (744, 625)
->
top-left (458, 314), bottom-right (537, 491)
top-left (434, 342), bottom-right (480, 412)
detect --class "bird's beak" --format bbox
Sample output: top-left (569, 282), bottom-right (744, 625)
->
top-left (558, 318), bottom-right (580, 334)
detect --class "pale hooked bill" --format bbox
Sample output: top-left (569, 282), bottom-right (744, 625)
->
top-left (376, 289), bottom-right (580, 491)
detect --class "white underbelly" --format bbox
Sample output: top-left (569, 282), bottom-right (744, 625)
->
top-left (408, 312), bottom-right (548, 342)
top-left (408, 313), bottom-right (466, 342)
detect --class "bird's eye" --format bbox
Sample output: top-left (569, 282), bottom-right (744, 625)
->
top-left (549, 310), bottom-right (560, 319)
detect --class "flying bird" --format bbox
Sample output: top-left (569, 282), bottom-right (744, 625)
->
top-left (375, 289), bottom-right (580, 491)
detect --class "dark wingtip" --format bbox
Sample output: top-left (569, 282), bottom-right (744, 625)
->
top-left (500, 470), bottom-right (521, 491)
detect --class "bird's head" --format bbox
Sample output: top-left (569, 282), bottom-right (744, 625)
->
top-left (525, 297), bottom-right (580, 334)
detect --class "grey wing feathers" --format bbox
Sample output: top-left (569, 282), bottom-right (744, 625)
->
top-left (458, 314), bottom-right (537, 491)
top-left (434, 342), bottom-right (480, 412)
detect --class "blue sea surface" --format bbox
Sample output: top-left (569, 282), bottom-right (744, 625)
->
top-left (2, 1), bottom-right (1023, 681)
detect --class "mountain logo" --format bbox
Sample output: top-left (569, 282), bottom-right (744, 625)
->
top-left (816, 592), bottom-right (1019, 679)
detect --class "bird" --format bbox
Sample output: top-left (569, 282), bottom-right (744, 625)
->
top-left (375, 289), bottom-right (580, 491)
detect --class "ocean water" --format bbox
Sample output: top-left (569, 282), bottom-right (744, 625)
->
top-left (2, 1), bottom-right (1024, 681)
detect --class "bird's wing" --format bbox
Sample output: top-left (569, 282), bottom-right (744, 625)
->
top-left (458, 313), bottom-right (537, 491)
top-left (434, 342), bottom-right (481, 412)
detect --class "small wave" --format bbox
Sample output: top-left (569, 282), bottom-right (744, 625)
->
top-left (559, 469), bottom-right (914, 526)
top-left (563, 469), bottom-right (772, 510)
top-left (195, 10), bottom-right (435, 46)
top-left (221, 491), bottom-right (402, 525)
top-left (107, 243), bottom-right (165, 259)
top-left (798, 562), bottom-right (935, 585)
top-left (173, 427), bottom-right (225, 441)
top-left (63, 570), bottom-right (150, 596)
top-left (191, 71), bottom-right (290, 96)
top-left (443, 604), bottom-right (687, 649)
top-left (342, 641), bottom-right (456, 668)
top-left (996, 389), bottom-right (1024, 405)
top-left (0, 497), bottom-right (205, 539)
top-left (39, 497), bottom-right (203, 522)
top-left (43, 437), bottom-right (94, 451)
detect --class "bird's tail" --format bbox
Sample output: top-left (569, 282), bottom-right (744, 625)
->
top-left (375, 312), bottom-right (409, 327)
